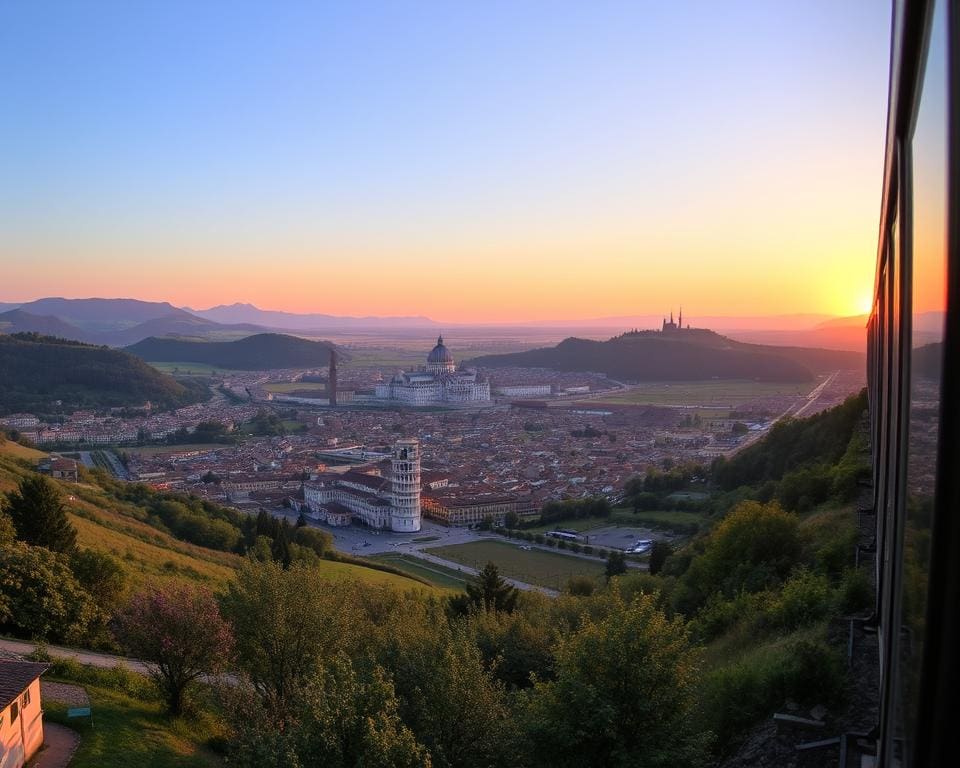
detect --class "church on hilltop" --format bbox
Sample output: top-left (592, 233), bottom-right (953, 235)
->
top-left (374, 335), bottom-right (491, 405)
top-left (662, 308), bottom-right (689, 332)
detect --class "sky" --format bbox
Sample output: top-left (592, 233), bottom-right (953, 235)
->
top-left (0, 1), bottom-right (891, 323)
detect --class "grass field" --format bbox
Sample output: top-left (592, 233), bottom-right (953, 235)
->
top-left (44, 682), bottom-right (222, 768)
top-left (372, 553), bottom-right (469, 590)
top-left (425, 539), bottom-right (606, 591)
top-left (589, 380), bottom-right (811, 407)
top-left (262, 381), bottom-right (328, 394)
top-left (0, 439), bottom-right (46, 460)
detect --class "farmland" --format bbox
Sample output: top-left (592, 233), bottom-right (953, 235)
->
top-left (589, 379), bottom-right (812, 407)
top-left (425, 539), bottom-right (607, 591)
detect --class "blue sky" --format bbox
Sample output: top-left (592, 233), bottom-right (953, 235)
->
top-left (0, 1), bottom-right (891, 321)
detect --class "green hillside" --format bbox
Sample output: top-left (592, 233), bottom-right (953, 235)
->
top-left (0, 333), bottom-right (209, 416)
top-left (469, 329), bottom-right (862, 382)
top-left (0, 453), bottom-right (429, 608)
top-left (126, 332), bottom-right (345, 370)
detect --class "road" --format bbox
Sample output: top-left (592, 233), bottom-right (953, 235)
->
top-left (0, 637), bottom-right (151, 676)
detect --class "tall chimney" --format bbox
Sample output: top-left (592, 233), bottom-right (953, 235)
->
top-left (328, 349), bottom-right (338, 407)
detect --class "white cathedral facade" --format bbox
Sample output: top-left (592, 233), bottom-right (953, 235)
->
top-left (374, 335), bottom-right (490, 405)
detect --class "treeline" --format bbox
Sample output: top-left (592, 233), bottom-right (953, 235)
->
top-left (86, 471), bottom-right (421, 583)
top-left (623, 461), bottom-right (707, 513)
top-left (94, 474), bottom-right (332, 566)
top-left (164, 420), bottom-right (237, 445)
top-left (539, 496), bottom-right (611, 524)
top-left (0, 332), bottom-right (209, 416)
top-left (710, 390), bottom-right (869, 512)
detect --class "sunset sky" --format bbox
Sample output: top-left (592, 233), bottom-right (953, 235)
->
top-left (0, 1), bottom-right (891, 323)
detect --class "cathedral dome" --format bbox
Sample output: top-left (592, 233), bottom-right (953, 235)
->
top-left (427, 335), bottom-right (454, 366)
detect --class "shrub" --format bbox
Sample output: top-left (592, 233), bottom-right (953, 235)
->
top-left (837, 567), bottom-right (872, 614)
top-left (764, 569), bottom-right (833, 630)
top-left (565, 576), bottom-right (596, 596)
top-left (678, 501), bottom-right (803, 614)
top-left (700, 638), bottom-right (844, 748)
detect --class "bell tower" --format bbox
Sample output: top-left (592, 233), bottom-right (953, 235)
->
top-left (390, 438), bottom-right (421, 532)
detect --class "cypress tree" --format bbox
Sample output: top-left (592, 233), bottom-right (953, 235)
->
top-left (466, 561), bottom-right (519, 613)
top-left (3, 475), bottom-right (77, 553)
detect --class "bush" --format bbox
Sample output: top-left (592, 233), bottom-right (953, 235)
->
top-left (764, 569), bottom-right (833, 630)
top-left (837, 567), bottom-right (872, 614)
top-left (815, 525), bottom-right (857, 579)
top-left (677, 501), bottom-right (803, 614)
top-left (45, 658), bottom-right (157, 700)
top-left (690, 592), bottom-right (757, 643)
top-left (565, 576), bottom-right (596, 596)
top-left (700, 638), bottom-right (844, 748)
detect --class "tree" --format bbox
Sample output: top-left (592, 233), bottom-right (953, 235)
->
top-left (296, 511), bottom-right (308, 528)
top-left (0, 542), bottom-right (99, 643)
top-left (676, 500), bottom-right (803, 614)
top-left (3, 475), bottom-right (77, 553)
top-left (465, 562), bottom-right (519, 613)
top-left (220, 560), bottom-right (360, 704)
top-left (605, 551), bottom-right (627, 582)
top-left (69, 549), bottom-right (127, 613)
top-left (648, 541), bottom-right (674, 576)
top-left (273, 518), bottom-right (293, 567)
top-left (377, 604), bottom-right (521, 768)
top-left (115, 584), bottom-right (233, 714)
top-left (0, 511), bottom-right (14, 547)
top-left (522, 593), bottom-right (708, 767)
top-left (229, 654), bottom-right (431, 768)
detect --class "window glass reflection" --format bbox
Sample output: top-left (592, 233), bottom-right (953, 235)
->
top-left (901, 0), bottom-right (947, 759)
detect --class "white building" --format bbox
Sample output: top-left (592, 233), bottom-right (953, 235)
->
top-left (302, 438), bottom-right (422, 532)
top-left (494, 384), bottom-right (552, 399)
top-left (375, 336), bottom-right (490, 405)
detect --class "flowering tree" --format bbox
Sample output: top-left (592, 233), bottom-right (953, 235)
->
top-left (115, 584), bottom-right (232, 714)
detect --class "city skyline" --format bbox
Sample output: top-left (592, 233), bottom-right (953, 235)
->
top-left (1, 1), bottom-right (890, 321)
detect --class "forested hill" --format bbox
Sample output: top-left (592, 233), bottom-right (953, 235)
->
top-left (468, 329), bottom-right (863, 382)
top-left (0, 333), bottom-right (209, 415)
top-left (126, 333), bottom-right (344, 370)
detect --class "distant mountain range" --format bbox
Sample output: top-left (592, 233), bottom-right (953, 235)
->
top-left (0, 333), bottom-right (208, 416)
top-left (468, 329), bottom-right (864, 383)
top-left (0, 297), bottom-right (441, 346)
top-left (188, 302), bottom-right (438, 329)
top-left (126, 333), bottom-right (345, 370)
top-left (0, 298), bottom-right (266, 346)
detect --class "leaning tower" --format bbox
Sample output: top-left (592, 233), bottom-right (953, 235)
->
top-left (390, 438), bottom-right (422, 532)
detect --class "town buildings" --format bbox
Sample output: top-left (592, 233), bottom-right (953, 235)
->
top-left (300, 438), bottom-right (423, 532)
